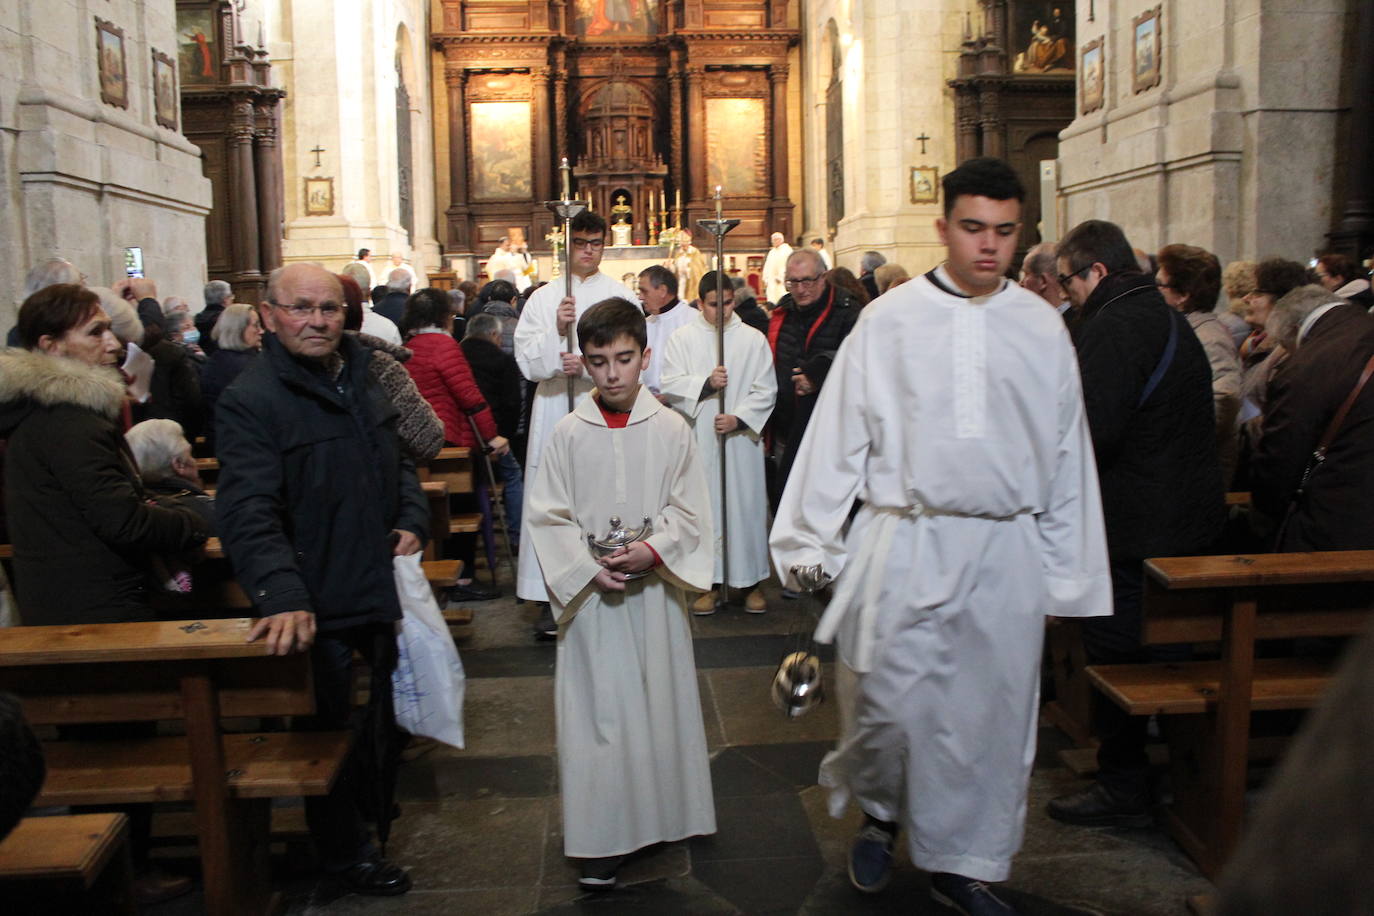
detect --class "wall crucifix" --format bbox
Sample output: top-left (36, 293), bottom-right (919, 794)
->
top-left (310, 145), bottom-right (326, 168)
top-left (915, 132), bottom-right (931, 156)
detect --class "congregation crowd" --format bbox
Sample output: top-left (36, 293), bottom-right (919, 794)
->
top-left (1, 154), bottom-right (1371, 914)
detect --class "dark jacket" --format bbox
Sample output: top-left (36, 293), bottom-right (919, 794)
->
top-left (767, 284), bottom-right (861, 446)
top-left (1252, 304), bottom-right (1374, 550)
top-left (142, 338), bottom-right (205, 439)
top-left (194, 301), bottom-right (225, 355)
top-left (214, 333), bottom-right (429, 630)
top-left (145, 475), bottom-right (217, 533)
top-left (0, 349), bottom-right (208, 625)
top-left (461, 335), bottom-right (524, 440)
top-left (861, 273), bottom-right (880, 303)
top-left (376, 291), bottom-right (409, 325)
top-left (1072, 271), bottom-right (1225, 559)
top-left (735, 295), bottom-right (769, 335)
top-left (200, 347), bottom-right (258, 447)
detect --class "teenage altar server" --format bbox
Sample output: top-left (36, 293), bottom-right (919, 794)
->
top-left (769, 157), bottom-right (1111, 916)
top-left (660, 270), bottom-right (777, 614)
top-left (514, 210), bottom-right (637, 634)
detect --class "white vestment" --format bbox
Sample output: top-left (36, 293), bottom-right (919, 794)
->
top-left (769, 271), bottom-right (1112, 881)
top-left (525, 386), bottom-right (716, 857)
top-left (761, 243), bottom-right (793, 304)
top-left (660, 312), bottom-right (777, 587)
top-left (360, 308), bottom-right (401, 346)
top-left (643, 301), bottom-right (698, 395)
top-left (514, 271), bottom-right (639, 600)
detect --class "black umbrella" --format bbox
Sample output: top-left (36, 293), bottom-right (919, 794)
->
top-left (354, 627), bottom-right (402, 855)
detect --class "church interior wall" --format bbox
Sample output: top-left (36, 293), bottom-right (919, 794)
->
top-left (2, 0), bottom-right (211, 323)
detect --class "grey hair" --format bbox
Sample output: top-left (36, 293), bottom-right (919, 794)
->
top-left (386, 268), bottom-right (412, 293)
top-left (1023, 242), bottom-right (1058, 277)
top-left (125, 419), bottom-right (191, 482)
top-left (89, 287), bottom-right (144, 345)
top-left (1267, 284), bottom-right (1344, 351)
top-left (204, 280), bottom-right (233, 307)
top-left (464, 312), bottom-right (502, 340)
top-left (212, 303), bottom-right (259, 351)
top-left (24, 258), bottom-right (81, 298)
top-left (786, 248), bottom-right (826, 276)
top-left (860, 250), bottom-right (887, 274)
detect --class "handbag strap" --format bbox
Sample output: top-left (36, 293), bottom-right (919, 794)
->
top-left (1314, 353), bottom-right (1374, 461)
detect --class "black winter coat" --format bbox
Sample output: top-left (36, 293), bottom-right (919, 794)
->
top-left (460, 336), bottom-right (524, 440)
top-left (0, 349), bottom-right (208, 625)
top-left (214, 333), bottom-right (429, 631)
top-left (142, 339), bottom-right (205, 439)
top-left (376, 291), bottom-right (409, 325)
top-left (1252, 304), bottom-right (1374, 550)
top-left (767, 285), bottom-right (860, 445)
top-left (200, 347), bottom-right (258, 448)
top-left (1072, 271), bottom-right (1225, 559)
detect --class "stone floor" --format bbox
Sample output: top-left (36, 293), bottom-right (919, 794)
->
top-left (152, 574), bottom-right (1214, 915)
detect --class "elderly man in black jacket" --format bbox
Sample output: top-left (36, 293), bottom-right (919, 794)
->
top-left (215, 263), bottom-right (427, 897)
top-left (765, 248), bottom-right (860, 510)
top-left (1048, 220), bottom-right (1225, 827)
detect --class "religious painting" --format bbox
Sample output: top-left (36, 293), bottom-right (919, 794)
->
top-left (570, 0), bottom-right (660, 37)
top-left (304, 177), bottom-right (334, 216)
top-left (469, 102), bottom-right (532, 201)
top-left (1080, 39), bottom-right (1105, 114)
top-left (177, 7), bottom-right (218, 86)
top-left (1010, 2), bottom-right (1075, 74)
top-left (910, 166), bottom-right (939, 205)
top-left (1133, 7), bottom-right (1163, 94)
top-left (705, 99), bottom-right (768, 197)
top-left (153, 50), bottom-right (178, 130)
top-left (95, 19), bottom-right (128, 109)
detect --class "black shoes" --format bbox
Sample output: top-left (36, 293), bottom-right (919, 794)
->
top-left (930, 873), bottom-right (1021, 915)
top-left (337, 856), bottom-right (412, 896)
top-left (1046, 782), bottom-right (1152, 828)
top-left (578, 855), bottom-right (623, 891)
top-left (447, 581), bottom-right (499, 603)
top-left (533, 602), bottom-right (558, 641)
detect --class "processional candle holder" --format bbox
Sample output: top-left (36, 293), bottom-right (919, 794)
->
top-left (585, 516), bottom-right (655, 581)
top-left (545, 158), bottom-right (588, 411)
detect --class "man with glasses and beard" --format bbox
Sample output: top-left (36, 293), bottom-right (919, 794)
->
top-left (764, 248), bottom-right (860, 512)
top-left (513, 210), bottom-right (638, 638)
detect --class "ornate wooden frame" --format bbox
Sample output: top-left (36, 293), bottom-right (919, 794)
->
top-left (152, 50), bottom-right (178, 130)
top-left (1132, 6), bottom-right (1163, 94)
top-left (95, 17), bottom-right (128, 109)
top-left (909, 166), bottom-right (939, 205)
top-left (1080, 37), bottom-right (1105, 115)
top-left (304, 177), bottom-right (334, 216)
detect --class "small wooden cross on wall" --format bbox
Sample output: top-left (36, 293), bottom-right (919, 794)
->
top-left (310, 145), bottom-right (325, 168)
top-left (915, 132), bottom-right (931, 156)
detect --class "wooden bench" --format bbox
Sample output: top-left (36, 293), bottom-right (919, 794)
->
top-left (0, 813), bottom-right (135, 915)
top-left (1085, 550), bottom-right (1374, 878)
top-left (418, 447), bottom-right (483, 540)
top-left (0, 618), bottom-right (351, 916)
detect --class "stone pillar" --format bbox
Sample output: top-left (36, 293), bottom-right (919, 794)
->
top-left (532, 67), bottom-right (553, 203)
top-left (253, 96), bottom-right (284, 274)
top-left (229, 95), bottom-right (262, 295)
top-left (686, 65), bottom-right (706, 203)
top-left (445, 66), bottom-right (471, 251)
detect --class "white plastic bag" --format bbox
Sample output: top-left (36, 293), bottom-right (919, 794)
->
top-left (391, 553), bottom-right (466, 748)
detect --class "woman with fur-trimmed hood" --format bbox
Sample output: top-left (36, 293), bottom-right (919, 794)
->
top-left (0, 284), bottom-right (209, 626)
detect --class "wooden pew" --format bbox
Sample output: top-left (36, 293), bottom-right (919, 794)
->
top-left (1085, 550), bottom-right (1374, 878)
top-left (418, 447), bottom-right (483, 540)
top-left (0, 813), bottom-right (135, 915)
top-left (0, 618), bottom-right (351, 916)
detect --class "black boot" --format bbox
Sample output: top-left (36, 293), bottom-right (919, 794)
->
top-left (1046, 782), bottom-right (1151, 827)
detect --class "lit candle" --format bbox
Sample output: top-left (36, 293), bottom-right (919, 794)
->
top-left (560, 158), bottom-right (571, 200)
top-left (714, 185), bottom-right (723, 219)
top-left (675, 188), bottom-right (681, 211)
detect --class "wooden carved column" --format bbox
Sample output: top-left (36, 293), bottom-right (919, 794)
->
top-left (686, 65), bottom-right (706, 202)
top-left (669, 53), bottom-right (684, 198)
top-left (229, 96), bottom-right (261, 291)
top-left (954, 89), bottom-right (979, 163)
top-left (554, 47), bottom-right (568, 165)
top-left (531, 67), bottom-right (553, 203)
top-left (253, 96), bottom-right (284, 274)
top-left (769, 65), bottom-right (789, 203)
top-left (445, 65), bottom-right (471, 250)
top-left (978, 83), bottom-right (1004, 159)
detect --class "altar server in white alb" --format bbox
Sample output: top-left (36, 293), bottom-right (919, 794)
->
top-left (660, 270), bottom-right (777, 613)
top-left (770, 157), bottom-right (1111, 916)
top-left (514, 210), bottom-right (638, 634)
top-left (524, 298), bottom-right (716, 892)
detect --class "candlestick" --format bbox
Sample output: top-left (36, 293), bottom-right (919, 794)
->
top-left (560, 158), bottom-right (571, 201)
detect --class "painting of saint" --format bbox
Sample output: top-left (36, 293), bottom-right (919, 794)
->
top-left (177, 9), bottom-right (217, 85)
top-left (1011, 2), bottom-right (1074, 74)
top-left (1132, 7), bottom-right (1162, 93)
top-left (1080, 40), bottom-right (1104, 114)
top-left (470, 102), bottom-right (532, 201)
top-left (572, 0), bottom-right (660, 37)
top-left (153, 51), bottom-right (177, 130)
top-left (96, 20), bottom-right (128, 109)
top-left (706, 99), bottom-right (768, 197)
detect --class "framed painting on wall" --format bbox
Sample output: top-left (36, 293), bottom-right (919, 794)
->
top-left (1133, 7), bottom-right (1162, 93)
top-left (305, 177), bottom-right (334, 216)
top-left (1010, 2), bottom-right (1075, 74)
top-left (96, 18), bottom-right (128, 109)
top-left (153, 50), bottom-right (178, 130)
top-left (910, 167), bottom-right (939, 204)
top-left (469, 102), bottom-right (532, 201)
top-left (177, 7), bottom-right (219, 86)
top-left (705, 98), bottom-right (768, 197)
top-left (1080, 38), bottom-right (1104, 114)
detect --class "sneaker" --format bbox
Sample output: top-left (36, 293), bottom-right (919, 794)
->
top-left (847, 816), bottom-right (897, 893)
top-left (533, 603), bottom-right (558, 641)
top-left (744, 588), bottom-right (767, 613)
top-left (578, 855), bottom-right (623, 891)
top-left (930, 873), bottom-right (1020, 915)
top-left (1046, 782), bottom-right (1152, 828)
top-left (692, 591), bottom-right (717, 616)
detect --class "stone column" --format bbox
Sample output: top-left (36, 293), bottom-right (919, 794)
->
top-left (532, 67), bottom-right (552, 203)
top-left (686, 65), bottom-right (706, 203)
top-left (253, 95), bottom-right (284, 274)
top-left (229, 96), bottom-right (261, 294)
top-left (445, 66), bottom-right (471, 251)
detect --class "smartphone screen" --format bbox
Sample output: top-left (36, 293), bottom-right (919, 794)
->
top-left (123, 247), bottom-right (144, 278)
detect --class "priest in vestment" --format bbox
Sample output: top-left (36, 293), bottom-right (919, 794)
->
top-left (514, 211), bottom-right (638, 630)
top-left (761, 231), bottom-right (793, 304)
top-left (525, 298), bottom-right (716, 890)
top-left (660, 270), bottom-right (777, 613)
top-left (770, 158), bottom-right (1111, 914)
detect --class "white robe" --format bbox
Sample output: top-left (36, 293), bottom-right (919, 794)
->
top-left (660, 312), bottom-right (777, 587)
top-left (514, 272), bottom-right (639, 600)
top-left (769, 271), bottom-right (1112, 881)
top-left (761, 243), bottom-right (793, 304)
top-left (643, 301), bottom-right (698, 395)
top-left (525, 386), bottom-right (716, 857)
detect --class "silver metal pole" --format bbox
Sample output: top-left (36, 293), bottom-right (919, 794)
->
top-left (546, 158), bottom-right (587, 413)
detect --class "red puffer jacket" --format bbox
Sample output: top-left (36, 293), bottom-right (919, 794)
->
top-left (402, 331), bottom-right (498, 447)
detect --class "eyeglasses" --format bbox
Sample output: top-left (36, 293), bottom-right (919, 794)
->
top-left (1057, 265), bottom-right (1091, 288)
top-left (571, 237), bottom-right (605, 250)
top-left (784, 275), bottom-right (823, 288)
top-left (270, 300), bottom-right (344, 319)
